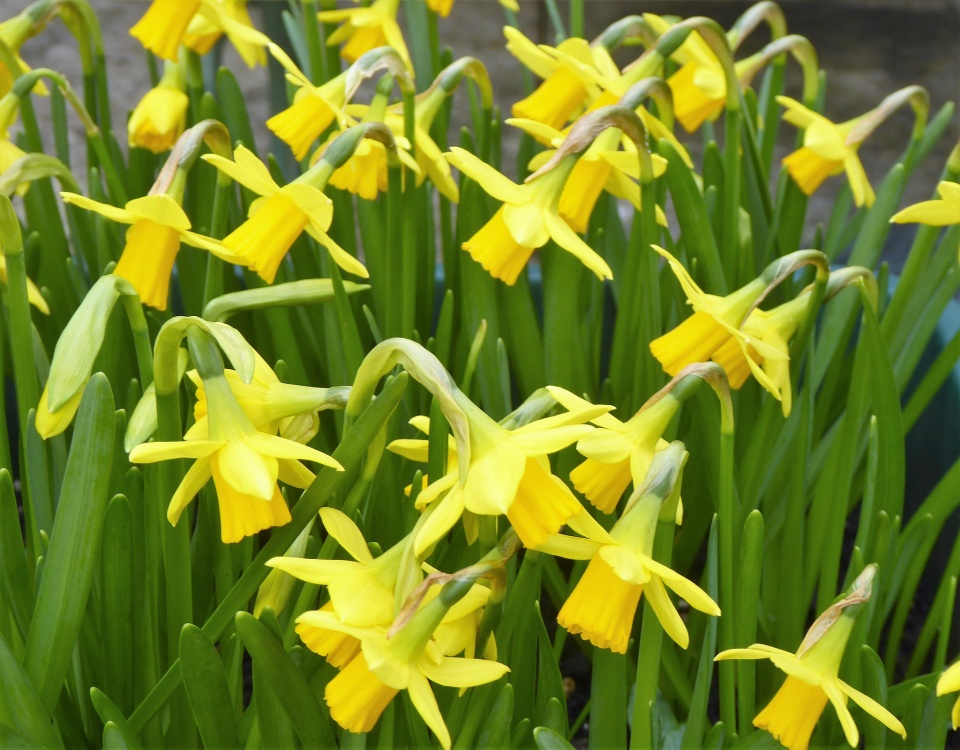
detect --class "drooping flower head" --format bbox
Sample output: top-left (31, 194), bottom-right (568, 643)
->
top-left (716, 566), bottom-right (906, 750)
top-left (538, 442), bottom-right (719, 653)
top-left (60, 191), bottom-right (238, 310)
top-left (317, 0), bottom-right (410, 69)
top-left (408, 392), bottom-right (609, 555)
top-left (130, 367), bottom-right (343, 543)
top-left (182, 0), bottom-right (266, 68)
top-left (505, 27), bottom-right (605, 130)
top-left (128, 58), bottom-right (189, 154)
top-left (649, 245), bottom-right (788, 400)
top-left (509, 117), bottom-right (667, 233)
top-left (203, 144), bottom-right (368, 283)
top-left (446, 146), bottom-right (613, 285)
top-left (130, 0), bottom-right (201, 61)
top-left (266, 43), bottom-right (350, 161)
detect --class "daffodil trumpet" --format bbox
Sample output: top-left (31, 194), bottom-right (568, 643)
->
top-left (548, 361), bottom-right (729, 514)
top-left (716, 566), bottom-right (906, 750)
top-left (316, 0), bottom-right (411, 70)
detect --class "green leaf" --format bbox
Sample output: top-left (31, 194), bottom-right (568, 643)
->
top-left (0, 633), bottom-right (61, 749)
top-left (235, 612), bottom-right (336, 749)
top-left (179, 624), bottom-right (240, 750)
top-left (89, 688), bottom-right (142, 750)
top-left (736, 510), bottom-right (764, 731)
top-left (0, 469), bottom-right (34, 642)
top-left (101, 495), bottom-right (134, 714)
top-left (102, 722), bottom-right (130, 750)
top-left (22, 374), bottom-right (115, 712)
top-left (474, 682), bottom-right (514, 750)
top-left (533, 726), bottom-right (576, 750)
top-left (251, 609), bottom-right (296, 750)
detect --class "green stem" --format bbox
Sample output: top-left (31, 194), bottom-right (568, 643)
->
top-left (542, 0), bottom-right (567, 42)
top-left (717, 425), bottom-right (737, 737)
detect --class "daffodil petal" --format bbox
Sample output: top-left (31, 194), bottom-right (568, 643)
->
top-left (837, 679), bottom-right (906, 738)
top-left (61, 192), bottom-right (134, 225)
top-left (544, 211), bottom-right (612, 280)
top-left (406, 671), bottom-right (451, 750)
top-left (414, 488), bottom-right (466, 556)
top-left (533, 533), bottom-right (601, 559)
top-left (130, 440), bottom-right (221, 463)
top-left (218, 439), bottom-right (277, 500)
top-left (891, 200), bottom-right (960, 225)
top-left (445, 147), bottom-right (527, 205)
top-left (420, 655), bottom-right (510, 688)
top-left (822, 680), bottom-right (859, 748)
top-left (167, 457), bottom-right (212, 526)
top-left (266, 557), bottom-right (361, 584)
top-left (125, 194), bottom-right (192, 230)
top-left (320, 507), bottom-right (374, 563)
top-left (545, 386), bottom-right (624, 430)
top-left (244, 433), bottom-right (343, 470)
top-left (644, 574), bottom-right (689, 649)
top-left (643, 557), bottom-right (720, 615)
top-left (565, 508), bottom-right (616, 545)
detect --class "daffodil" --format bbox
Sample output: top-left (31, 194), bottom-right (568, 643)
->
top-left (547, 386), bottom-right (678, 514)
top-left (0, 11), bottom-right (47, 97)
top-left (937, 659), bottom-right (960, 729)
top-left (446, 146), bottom-right (612, 285)
top-left (60, 192), bottom-right (237, 310)
top-left (203, 144), bottom-right (368, 283)
top-left (711, 290), bottom-right (811, 417)
top-left (410, 395), bottom-right (606, 553)
top-left (296, 580), bottom-right (507, 748)
top-left (505, 28), bottom-right (604, 130)
top-left (716, 566), bottom-right (906, 750)
top-left (510, 118), bottom-right (667, 233)
top-left (315, 104), bottom-right (422, 201)
top-left (426, 0), bottom-right (518, 18)
top-left (183, 0), bottom-right (266, 68)
top-left (317, 0), bottom-right (410, 69)
top-left (891, 180), bottom-right (960, 227)
top-left (130, 372), bottom-right (343, 543)
top-left (190, 350), bottom-right (348, 440)
top-left (649, 245), bottom-right (787, 402)
top-left (130, 0), bottom-right (201, 62)
top-left (537, 453), bottom-right (719, 653)
top-left (266, 45), bottom-right (349, 161)
top-left (128, 59), bottom-right (189, 154)
top-left (777, 96), bottom-right (876, 207)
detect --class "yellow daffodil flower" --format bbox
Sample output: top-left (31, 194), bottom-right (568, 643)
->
top-left (510, 118), bottom-right (667, 233)
top-left (716, 566), bottom-right (906, 750)
top-left (712, 290), bottom-right (811, 417)
top-left (313, 104), bottom-right (424, 201)
top-left (547, 386), bottom-right (677, 515)
top-left (937, 659), bottom-right (960, 729)
top-left (191, 350), bottom-right (348, 440)
top-left (128, 59), bottom-right (189, 154)
top-left (411, 396), bottom-right (607, 553)
top-left (183, 0), bottom-right (266, 68)
top-left (130, 0), bottom-right (201, 62)
top-left (203, 144), bottom-right (368, 283)
top-left (777, 96), bottom-right (875, 208)
top-left (426, 0), bottom-right (518, 18)
top-left (266, 45), bottom-right (349, 161)
top-left (59, 192), bottom-right (237, 310)
top-left (130, 373), bottom-right (343, 543)
top-left (505, 28), bottom-right (606, 130)
top-left (446, 146), bottom-right (613, 285)
top-left (649, 245), bottom-right (787, 401)
top-left (891, 180), bottom-right (960, 227)
top-left (537, 479), bottom-right (719, 652)
top-left (317, 0), bottom-right (410, 69)
top-left (296, 584), bottom-right (507, 748)
top-left (0, 11), bottom-right (47, 97)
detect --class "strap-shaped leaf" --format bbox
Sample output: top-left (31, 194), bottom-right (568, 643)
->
top-left (179, 624), bottom-right (240, 750)
top-left (0, 469), bottom-right (34, 641)
top-left (235, 611), bottom-right (335, 749)
top-left (0, 633), bottom-right (62, 749)
top-left (22, 374), bottom-right (115, 712)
